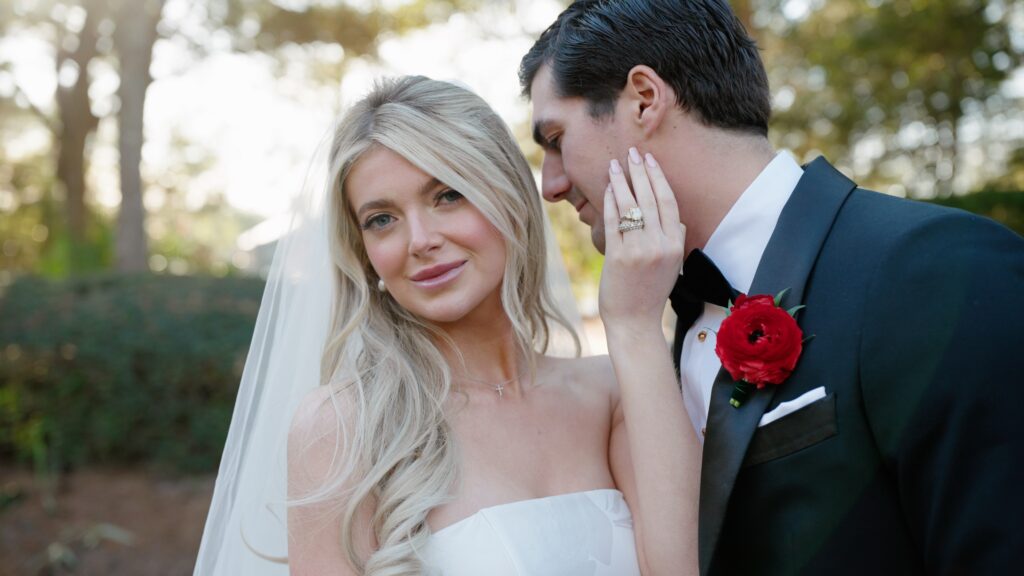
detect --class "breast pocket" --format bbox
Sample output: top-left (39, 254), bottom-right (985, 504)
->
top-left (742, 392), bottom-right (838, 468)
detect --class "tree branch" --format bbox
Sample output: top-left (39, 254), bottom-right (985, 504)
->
top-left (10, 79), bottom-right (58, 137)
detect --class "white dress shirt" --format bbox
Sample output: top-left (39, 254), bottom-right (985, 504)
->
top-left (679, 151), bottom-right (804, 441)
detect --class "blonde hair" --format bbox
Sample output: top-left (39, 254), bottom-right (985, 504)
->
top-left (292, 76), bottom-right (577, 575)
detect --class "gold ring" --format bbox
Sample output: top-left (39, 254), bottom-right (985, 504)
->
top-left (618, 206), bottom-right (645, 232)
top-left (617, 219), bottom-right (645, 233)
top-left (622, 207), bottom-right (643, 222)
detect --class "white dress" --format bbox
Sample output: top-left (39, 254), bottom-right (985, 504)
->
top-left (420, 489), bottom-right (641, 576)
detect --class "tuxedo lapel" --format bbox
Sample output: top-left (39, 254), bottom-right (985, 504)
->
top-left (697, 157), bottom-right (857, 575)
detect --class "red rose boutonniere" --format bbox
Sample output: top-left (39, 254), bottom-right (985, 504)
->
top-left (714, 290), bottom-right (806, 408)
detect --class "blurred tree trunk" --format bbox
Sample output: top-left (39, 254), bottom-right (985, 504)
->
top-left (4, 0), bottom-right (481, 275)
top-left (113, 0), bottom-right (164, 272)
top-left (55, 1), bottom-right (101, 259)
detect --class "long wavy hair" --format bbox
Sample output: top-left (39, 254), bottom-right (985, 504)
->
top-left (291, 76), bottom-right (578, 575)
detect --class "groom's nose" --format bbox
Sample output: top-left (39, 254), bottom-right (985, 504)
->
top-left (541, 153), bottom-right (572, 204)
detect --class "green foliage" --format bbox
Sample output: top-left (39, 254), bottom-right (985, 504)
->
top-left (222, 0), bottom-right (482, 52)
top-left (1, 197), bottom-right (117, 281)
top-left (985, 146), bottom-right (1024, 191)
top-left (924, 189), bottom-right (1024, 236)
top-left (765, 0), bottom-right (1021, 196)
top-left (0, 273), bottom-right (265, 473)
top-left (2, 0), bottom-right (482, 281)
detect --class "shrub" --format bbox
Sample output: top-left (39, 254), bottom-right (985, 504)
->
top-left (0, 273), bottom-right (264, 474)
top-left (924, 189), bottom-right (1024, 236)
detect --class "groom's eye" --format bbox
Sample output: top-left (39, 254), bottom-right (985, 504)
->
top-left (546, 134), bottom-right (562, 151)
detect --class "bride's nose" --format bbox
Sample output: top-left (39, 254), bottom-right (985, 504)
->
top-left (407, 212), bottom-right (443, 256)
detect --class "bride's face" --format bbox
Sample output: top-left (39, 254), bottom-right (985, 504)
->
top-left (346, 146), bottom-right (508, 325)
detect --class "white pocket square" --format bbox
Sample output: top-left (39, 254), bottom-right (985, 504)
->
top-left (758, 386), bottom-right (827, 427)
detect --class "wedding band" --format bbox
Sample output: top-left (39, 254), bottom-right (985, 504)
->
top-left (617, 206), bottom-right (645, 232)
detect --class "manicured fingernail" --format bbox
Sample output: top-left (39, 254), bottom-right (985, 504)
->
top-left (610, 159), bottom-right (622, 174)
top-left (645, 152), bottom-right (658, 168)
top-left (628, 147), bottom-right (641, 164)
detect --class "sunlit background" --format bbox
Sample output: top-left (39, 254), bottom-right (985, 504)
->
top-left (1, 1), bottom-right (1022, 574)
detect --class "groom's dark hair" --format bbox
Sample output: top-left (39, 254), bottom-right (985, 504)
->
top-left (519, 0), bottom-right (771, 136)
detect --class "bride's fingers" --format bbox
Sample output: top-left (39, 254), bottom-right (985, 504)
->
top-left (626, 147), bottom-right (659, 232)
top-left (608, 159), bottom-right (638, 218)
top-left (643, 152), bottom-right (683, 244)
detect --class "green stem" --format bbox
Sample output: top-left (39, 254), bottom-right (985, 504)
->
top-left (730, 381), bottom-right (755, 408)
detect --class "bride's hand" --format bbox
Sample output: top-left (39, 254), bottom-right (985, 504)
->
top-left (598, 147), bottom-right (685, 334)
top-left (600, 148), bottom-right (698, 575)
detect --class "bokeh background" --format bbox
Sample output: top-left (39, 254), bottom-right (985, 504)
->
top-left (1, 0), bottom-right (1022, 574)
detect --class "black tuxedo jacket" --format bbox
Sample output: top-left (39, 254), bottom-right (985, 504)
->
top-left (674, 158), bottom-right (1024, 575)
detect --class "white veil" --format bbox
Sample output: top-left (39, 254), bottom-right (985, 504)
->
top-left (193, 130), bottom-right (334, 575)
top-left (193, 91), bottom-right (585, 575)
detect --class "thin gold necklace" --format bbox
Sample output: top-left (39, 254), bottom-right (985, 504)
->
top-left (460, 374), bottom-right (519, 399)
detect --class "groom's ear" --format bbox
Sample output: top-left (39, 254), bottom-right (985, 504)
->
top-left (623, 65), bottom-right (673, 139)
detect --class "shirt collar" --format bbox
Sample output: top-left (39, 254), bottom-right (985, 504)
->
top-left (702, 151), bottom-right (804, 295)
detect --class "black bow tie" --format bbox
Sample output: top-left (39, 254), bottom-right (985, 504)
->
top-left (669, 249), bottom-right (740, 317)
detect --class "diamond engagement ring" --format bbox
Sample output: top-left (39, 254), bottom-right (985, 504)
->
top-left (617, 207), bottom-right (645, 232)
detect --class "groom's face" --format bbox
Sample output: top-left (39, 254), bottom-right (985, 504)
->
top-left (530, 65), bottom-right (633, 254)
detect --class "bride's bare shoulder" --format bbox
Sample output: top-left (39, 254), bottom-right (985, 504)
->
top-left (287, 383), bottom-right (360, 486)
top-left (289, 384), bottom-right (352, 444)
top-left (540, 354), bottom-right (618, 397)
top-left (287, 387), bottom-right (365, 574)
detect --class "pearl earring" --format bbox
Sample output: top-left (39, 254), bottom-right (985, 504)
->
top-left (377, 279), bottom-right (386, 292)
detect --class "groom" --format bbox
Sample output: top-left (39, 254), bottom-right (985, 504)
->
top-left (521, 0), bottom-right (1024, 574)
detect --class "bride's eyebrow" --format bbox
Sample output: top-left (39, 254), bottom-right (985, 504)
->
top-left (355, 199), bottom-right (394, 219)
top-left (418, 177), bottom-right (444, 196)
top-left (354, 178), bottom-right (444, 218)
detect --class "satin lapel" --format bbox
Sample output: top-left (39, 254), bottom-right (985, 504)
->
top-left (697, 157), bottom-right (857, 575)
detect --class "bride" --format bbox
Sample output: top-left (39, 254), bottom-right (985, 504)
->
top-left (194, 76), bottom-right (699, 575)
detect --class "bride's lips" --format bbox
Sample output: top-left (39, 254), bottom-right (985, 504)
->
top-left (409, 260), bottom-right (467, 288)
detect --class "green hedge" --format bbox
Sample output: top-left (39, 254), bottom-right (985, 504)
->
top-left (0, 273), bottom-right (264, 473)
top-left (924, 189), bottom-right (1024, 236)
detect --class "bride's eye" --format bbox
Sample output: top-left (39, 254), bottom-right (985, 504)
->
top-left (362, 213), bottom-right (394, 230)
top-left (436, 189), bottom-right (464, 205)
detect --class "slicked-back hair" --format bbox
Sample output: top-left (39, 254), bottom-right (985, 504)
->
top-left (519, 0), bottom-right (771, 136)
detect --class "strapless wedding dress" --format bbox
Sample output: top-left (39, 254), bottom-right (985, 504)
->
top-left (421, 488), bottom-right (641, 576)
